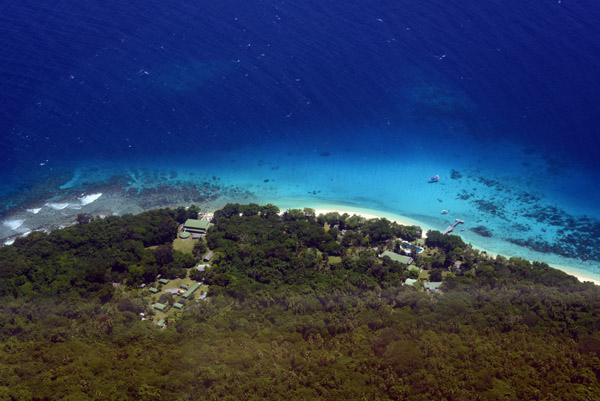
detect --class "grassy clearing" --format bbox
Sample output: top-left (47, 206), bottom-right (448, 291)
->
top-left (328, 256), bottom-right (342, 264)
top-left (173, 237), bottom-right (197, 255)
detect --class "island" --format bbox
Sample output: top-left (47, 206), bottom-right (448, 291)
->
top-left (0, 203), bottom-right (599, 400)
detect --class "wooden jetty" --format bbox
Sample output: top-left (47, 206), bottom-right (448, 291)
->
top-left (443, 219), bottom-right (464, 234)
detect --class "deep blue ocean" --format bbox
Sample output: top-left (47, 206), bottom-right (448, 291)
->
top-left (2, 0), bottom-right (600, 278)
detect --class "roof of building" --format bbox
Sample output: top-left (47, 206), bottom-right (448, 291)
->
top-left (156, 319), bottom-right (165, 327)
top-left (173, 302), bottom-right (184, 309)
top-left (404, 278), bottom-right (418, 286)
top-left (149, 287), bottom-right (159, 293)
top-left (379, 251), bottom-right (413, 265)
top-left (179, 231), bottom-right (191, 239)
top-left (203, 251), bottom-right (214, 261)
top-left (424, 282), bottom-right (443, 291)
top-left (153, 303), bottom-right (167, 311)
top-left (183, 219), bottom-right (212, 233)
top-left (181, 282), bottom-right (201, 299)
top-left (158, 278), bottom-right (169, 284)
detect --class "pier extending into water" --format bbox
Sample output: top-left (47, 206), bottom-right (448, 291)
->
top-left (443, 219), bottom-right (465, 234)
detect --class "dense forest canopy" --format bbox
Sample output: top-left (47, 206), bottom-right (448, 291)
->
top-left (0, 203), bottom-right (599, 400)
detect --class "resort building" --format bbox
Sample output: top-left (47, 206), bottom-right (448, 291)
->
top-left (156, 319), bottom-right (165, 328)
top-left (153, 303), bottom-right (167, 312)
top-left (203, 251), bottom-right (213, 262)
top-left (408, 265), bottom-right (420, 273)
top-left (404, 278), bottom-right (418, 286)
top-left (182, 219), bottom-right (213, 234)
top-left (173, 302), bottom-right (184, 310)
top-left (148, 287), bottom-right (159, 294)
top-left (181, 282), bottom-right (201, 299)
top-left (158, 278), bottom-right (169, 285)
top-left (379, 251), bottom-right (414, 266)
top-left (424, 282), bottom-right (443, 293)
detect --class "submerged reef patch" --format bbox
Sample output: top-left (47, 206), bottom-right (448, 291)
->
top-left (471, 226), bottom-right (493, 237)
top-left (450, 169), bottom-right (462, 179)
top-left (471, 199), bottom-right (508, 220)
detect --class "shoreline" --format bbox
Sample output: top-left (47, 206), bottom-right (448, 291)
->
top-left (271, 199), bottom-right (600, 286)
top-left (2, 188), bottom-right (599, 286)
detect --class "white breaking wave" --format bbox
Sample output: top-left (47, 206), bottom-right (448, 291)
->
top-left (46, 202), bottom-right (69, 210)
top-left (4, 238), bottom-right (15, 246)
top-left (3, 219), bottom-right (25, 230)
top-left (27, 208), bottom-right (42, 214)
top-left (79, 193), bottom-right (102, 206)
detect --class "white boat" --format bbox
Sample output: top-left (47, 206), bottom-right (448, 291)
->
top-left (428, 174), bottom-right (440, 183)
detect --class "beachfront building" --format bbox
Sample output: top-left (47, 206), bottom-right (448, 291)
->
top-left (182, 219), bottom-right (213, 234)
top-left (158, 278), bottom-right (169, 285)
top-left (181, 282), bottom-right (201, 299)
top-left (379, 251), bottom-right (414, 266)
top-left (153, 303), bottom-right (168, 312)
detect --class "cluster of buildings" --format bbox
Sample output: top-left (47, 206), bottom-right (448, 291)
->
top-left (378, 250), bottom-right (442, 293)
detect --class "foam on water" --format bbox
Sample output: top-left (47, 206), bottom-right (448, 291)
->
top-left (46, 202), bottom-right (70, 210)
top-left (3, 219), bottom-right (25, 230)
top-left (27, 208), bottom-right (42, 214)
top-left (79, 193), bottom-right (102, 206)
